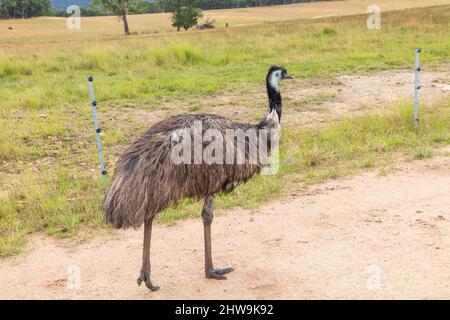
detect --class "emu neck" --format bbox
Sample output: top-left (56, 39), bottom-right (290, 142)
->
top-left (266, 77), bottom-right (282, 122)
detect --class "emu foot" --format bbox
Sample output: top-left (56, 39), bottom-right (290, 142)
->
top-left (206, 267), bottom-right (234, 280)
top-left (137, 268), bottom-right (160, 291)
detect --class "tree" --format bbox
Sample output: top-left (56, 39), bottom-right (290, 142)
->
top-left (92, 0), bottom-right (146, 35)
top-left (163, 0), bottom-right (202, 31)
top-left (0, 0), bottom-right (52, 19)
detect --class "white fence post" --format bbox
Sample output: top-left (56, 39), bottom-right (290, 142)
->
top-left (87, 76), bottom-right (107, 178)
top-left (414, 48), bottom-right (422, 129)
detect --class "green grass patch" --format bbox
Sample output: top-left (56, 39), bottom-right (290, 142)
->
top-left (0, 6), bottom-right (449, 111)
top-left (413, 148), bottom-right (433, 160)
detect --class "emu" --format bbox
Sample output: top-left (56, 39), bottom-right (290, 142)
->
top-left (103, 66), bottom-right (292, 291)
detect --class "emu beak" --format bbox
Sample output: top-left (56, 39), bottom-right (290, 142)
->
top-left (282, 74), bottom-right (293, 80)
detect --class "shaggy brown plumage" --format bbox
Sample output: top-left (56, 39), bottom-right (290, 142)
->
top-left (104, 114), bottom-right (278, 229)
top-left (103, 66), bottom-right (292, 291)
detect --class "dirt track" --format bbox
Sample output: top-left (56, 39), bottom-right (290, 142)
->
top-left (1, 153), bottom-right (449, 299)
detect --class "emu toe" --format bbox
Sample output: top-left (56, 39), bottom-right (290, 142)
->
top-left (137, 270), bottom-right (160, 291)
top-left (206, 267), bottom-right (234, 280)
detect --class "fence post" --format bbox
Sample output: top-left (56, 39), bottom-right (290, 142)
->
top-left (87, 76), bottom-right (107, 178)
top-left (413, 48), bottom-right (422, 129)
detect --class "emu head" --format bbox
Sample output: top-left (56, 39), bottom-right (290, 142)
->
top-left (266, 66), bottom-right (292, 122)
top-left (266, 66), bottom-right (292, 92)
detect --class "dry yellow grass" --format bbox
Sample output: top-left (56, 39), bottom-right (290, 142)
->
top-left (0, 0), bottom-right (449, 51)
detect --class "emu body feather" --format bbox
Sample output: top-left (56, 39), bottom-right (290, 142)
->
top-left (103, 113), bottom-right (279, 229)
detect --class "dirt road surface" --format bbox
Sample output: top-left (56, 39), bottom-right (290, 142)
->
top-left (1, 153), bottom-right (449, 299)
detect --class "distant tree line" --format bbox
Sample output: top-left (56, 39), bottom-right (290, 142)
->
top-left (62, 0), bottom-right (327, 16)
top-left (0, 0), bottom-right (327, 18)
top-left (0, 0), bottom-right (53, 18)
top-left (195, 0), bottom-right (323, 10)
top-left (149, 0), bottom-right (327, 13)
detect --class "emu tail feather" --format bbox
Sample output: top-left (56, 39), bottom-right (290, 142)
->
top-left (103, 132), bottom-right (175, 229)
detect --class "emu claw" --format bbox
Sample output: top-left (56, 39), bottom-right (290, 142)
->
top-left (137, 270), bottom-right (160, 291)
top-left (206, 267), bottom-right (234, 280)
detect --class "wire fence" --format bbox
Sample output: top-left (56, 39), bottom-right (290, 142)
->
top-left (0, 65), bottom-right (439, 90)
top-left (0, 59), bottom-right (308, 89)
top-left (1, 175), bottom-right (109, 190)
top-left (0, 81), bottom-right (35, 88)
top-left (0, 74), bottom-right (111, 192)
top-left (0, 51), bottom-right (441, 193)
top-left (0, 73), bottom-right (135, 88)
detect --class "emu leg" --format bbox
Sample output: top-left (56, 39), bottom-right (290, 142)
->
top-left (137, 217), bottom-right (160, 291)
top-left (202, 195), bottom-right (234, 280)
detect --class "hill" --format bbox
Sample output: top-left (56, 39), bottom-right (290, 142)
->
top-left (51, 0), bottom-right (92, 9)
top-left (51, 0), bottom-right (154, 10)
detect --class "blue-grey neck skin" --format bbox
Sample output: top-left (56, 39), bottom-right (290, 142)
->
top-left (266, 67), bottom-right (283, 122)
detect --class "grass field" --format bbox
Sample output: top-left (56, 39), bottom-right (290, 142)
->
top-left (0, 2), bottom-right (449, 256)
